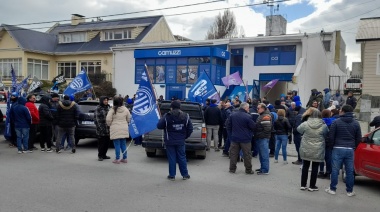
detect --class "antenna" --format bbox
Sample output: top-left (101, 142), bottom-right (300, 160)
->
top-left (267, 0), bottom-right (274, 36)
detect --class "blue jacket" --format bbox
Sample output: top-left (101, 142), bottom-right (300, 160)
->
top-left (10, 97), bottom-right (31, 128)
top-left (157, 109), bottom-right (193, 146)
top-left (329, 112), bottom-right (362, 149)
top-left (227, 108), bottom-right (256, 143)
top-left (322, 117), bottom-right (336, 149)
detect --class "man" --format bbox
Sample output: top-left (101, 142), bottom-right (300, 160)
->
top-left (25, 94), bottom-right (40, 152)
top-left (202, 98), bottom-right (210, 111)
top-left (204, 99), bottom-right (222, 151)
top-left (323, 88), bottom-right (331, 109)
top-left (330, 90), bottom-right (345, 109)
top-left (286, 102), bottom-right (296, 144)
top-left (370, 115), bottom-right (380, 129)
top-left (94, 96), bottom-right (111, 161)
top-left (255, 103), bottom-right (272, 175)
top-left (222, 102), bottom-right (234, 157)
top-left (345, 91), bottom-right (357, 109)
top-left (157, 95), bottom-right (164, 103)
top-left (157, 101), bottom-right (193, 181)
top-left (10, 97), bottom-right (31, 153)
top-left (326, 105), bottom-right (361, 197)
top-left (227, 102), bottom-right (256, 174)
top-left (38, 96), bottom-right (54, 152)
top-left (8, 92), bottom-right (19, 147)
top-left (50, 93), bottom-right (60, 147)
top-left (218, 101), bottom-right (227, 149)
top-left (81, 89), bottom-right (93, 101)
top-left (56, 95), bottom-right (79, 153)
top-left (292, 105), bottom-right (306, 165)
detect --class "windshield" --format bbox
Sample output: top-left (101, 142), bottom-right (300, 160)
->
top-left (160, 103), bottom-right (203, 120)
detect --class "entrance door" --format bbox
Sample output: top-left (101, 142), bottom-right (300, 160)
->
top-left (166, 85), bottom-right (186, 100)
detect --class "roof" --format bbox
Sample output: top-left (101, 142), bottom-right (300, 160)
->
top-left (2, 15), bottom-right (163, 54)
top-left (356, 17), bottom-right (380, 42)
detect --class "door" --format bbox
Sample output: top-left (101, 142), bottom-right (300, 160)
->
top-left (166, 85), bottom-right (186, 100)
top-left (361, 129), bottom-right (380, 181)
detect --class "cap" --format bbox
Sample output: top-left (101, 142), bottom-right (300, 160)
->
top-left (323, 88), bottom-right (330, 92)
top-left (171, 101), bottom-right (181, 109)
top-left (51, 93), bottom-right (59, 98)
top-left (11, 92), bottom-right (18, 97)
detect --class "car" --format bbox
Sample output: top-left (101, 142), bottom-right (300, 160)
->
top-left (342, 127), bottom-right (380, 182)
top-left (74, 100), bottom-right (99, 145)
top-left (142, 101), bottom-right (207, 159)
top-left (343, 78), bottom-right (362, 95)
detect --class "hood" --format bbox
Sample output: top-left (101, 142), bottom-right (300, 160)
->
top-left (40, 96), bottom-right (51, 105)
top-left (317, 93), bottom-right (323, 98)
top-left (293, 96), bottom-right (301, 102)
top-left (339, 112), bottom-right (354, 123)
top-left (62, 100), bottom-right (72, 106)
top-left (99, 96), bottom-right (109, 106)
top-left (311, 89), bottom-right (318, 94)
top-left (322, 117), bottom-right (335, 126)
top-left (307, 118), bottom-right (324, 129)
top-left (115, 106), bottom-right (128, 113)
top-left (17, 97), bottom-right (27, 105)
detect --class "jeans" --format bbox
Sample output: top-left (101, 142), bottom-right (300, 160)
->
top-left (15, 128), bottom-right (30, 151)
top-left (301, 160), bottom-right (319, 187)
top-left (330, 148), bottom-right (355, 192)
top-left (113, 138), bottom-right (127, 160)
top-left (166, 144), bottom-right (188, 177)
top-left (134, 136), bottom-right (142, 145)
top-left (57, 127), bottom-right (75, 150)
top-left (319, 148), bottom-right (332, 174)
top-left (274, 135), bottom-right (288, 161)
top-left (293, 133), bottom-right (302, 161)
top-left (223, 134), bottom-right (231, 154)
top-left (256, 138), bottom-right (270, 173)
top-left (206, 125), bottom-right (219, 149)
top-left (229, 142), bottom-right (252, 172)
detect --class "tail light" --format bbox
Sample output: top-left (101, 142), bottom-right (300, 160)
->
top-left (360, 84), bottom-right (362, 88)
top-left (344, 83), bottom-right (347, 89)
top-left (201, 124), bottom-right (207, 139)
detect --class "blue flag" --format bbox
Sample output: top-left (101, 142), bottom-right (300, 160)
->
top-left (188, 71), bottom-right (218, 105)
top-left (129, 70), bottom-right (160, 139)
top-left (10, 65), bottom-right (17, 92)
top-left (4, 91), bottom-right (12, 140)
top-left (15, 75), bottom-right (30, 94)
top-left (63, 69), bottom-right (92, 96)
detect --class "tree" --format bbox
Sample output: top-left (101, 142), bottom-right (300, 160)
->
top-left (206, 9), bottom-right (237, 39)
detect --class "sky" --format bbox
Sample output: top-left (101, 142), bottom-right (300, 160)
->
top-left (1, 0), bottom-right (380, 70)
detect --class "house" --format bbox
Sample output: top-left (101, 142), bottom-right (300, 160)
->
top-left (0, 14), bottom-right (175, 88)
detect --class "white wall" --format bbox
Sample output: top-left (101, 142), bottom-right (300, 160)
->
top-left (114, 50), bottom-right (139, 96)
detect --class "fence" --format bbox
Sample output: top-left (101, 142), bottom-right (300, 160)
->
top-left (328, 75), bottom-right (362, 93)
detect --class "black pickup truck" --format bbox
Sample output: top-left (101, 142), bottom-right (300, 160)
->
top-left (142, 101), bottom-right (207, 159)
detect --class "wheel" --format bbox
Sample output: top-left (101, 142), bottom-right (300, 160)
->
top-left (146, 151), bottom-right (156, 157)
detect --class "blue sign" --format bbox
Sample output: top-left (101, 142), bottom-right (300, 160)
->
top-left (212, 48), bottom-right (230, 60)
top-left (135, 47), bottom-right (230, 59)
top-left (166, 66), bottom-right (176, 84)
top-left (188, 71), bottom-right (218, 105)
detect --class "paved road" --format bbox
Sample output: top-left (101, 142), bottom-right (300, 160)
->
top-left (0, 138), bottom-right (379, 212)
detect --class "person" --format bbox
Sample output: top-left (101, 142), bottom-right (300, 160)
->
top-left (204, 99), bottom-right (222, 151)
top-left (227, 102), bottom-right (256, 174)
top-left (106, 97), bottom-right (131, 164)
top-left (81, 89), bottom-right (93, 101)
top-left (306, 89), bottom-right (322, 109)
top-left (292, 105), bottom-right (306, 165)
top-left (318, 109), bottom-right (336, 179)
top-left (157, 100), bottom-right (193, 180)
top-left (25, 94), bottom-right (40, 152)
top-left (274, 109), bottom-right (291, 164)
top-left (222, 102), bottom-right (234, 157)
top-left (323, 88), bottom-right (331, 109)
top-left (10, 97), bottom-right (31, 153)
top-left (286, 102), bottom-right (296, 144)
top-left (255, 103), bottom-right (272, 175)
top-left (330, 90), bottom-right (344, 109)
top-left (50, 93), bottom-right (60, 147)
top-left (8, 92), bottom-right (19, 147)
top-left (38, 96), bottom-right (54, 152)
top-left (94, 96), bottom-right (111, 161)
top-left (345, 91), bottom-right (357, 109)
top-left (326, 105), bottom-right (362, 197)
top-left (157, 95), bottom-right (164, 103)
top-left (202, 98), bottom-right (210, 111)
top-left (56, 95), bottom-right (79, 153)
top-left (218, 101), bottom-right (227, 149)
top-left (369, 115), bottom-right (380, 129)
top-left (297, 108), bottom-right (328, 192)
top-left (274, 99), bottom-right (286, 111)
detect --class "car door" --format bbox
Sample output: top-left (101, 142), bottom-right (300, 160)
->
top-left (360, 129), bottom-right (380, 181)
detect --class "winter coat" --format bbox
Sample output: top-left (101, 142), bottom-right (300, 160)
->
top-left (226, 108), bottom-right (256, 143)
top-left (157, 109), bottom-right (193, 146)
top-left (204, 104), bottom-right (222, 126)
top-left (292, 107), bottom-right (306, 134)
top-left (50, 100), bottom-right (60, 125)
top-left (330, 94), bottom-right (345, 108)
top-left (10, 97), bottom-right (31, 128)
top-left (297, 118), bottom-right (328, 162)
top-left (346, 96), bottom-right (357, 109)
top-left (329, 112), bottom-right (362, 149)
top-left (106, 106), bottom-right (131, 140)
top-left (25, 101), bottom-right (40, 124)
top-left (57, 100), bottom-right (79, 128)
top-left (274, 116), bottom-right (291, 135)
top-left (255, 109), bottom-right (272, 139)
top-left (323, 92), bottom-right (331, 108)
top-left (94, 97), bottom-right (111, 137)
top-left (38, 96), bottom-right (54, 126)
top-left (370, 115), bottom-right (380, 129)
top-left (322, 117), bottom-right (336, 149)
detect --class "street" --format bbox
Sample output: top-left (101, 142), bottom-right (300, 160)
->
top-left (0, 138), bottom-right (379, 212)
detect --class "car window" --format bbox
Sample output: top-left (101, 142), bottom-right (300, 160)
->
top-left (346, 79), bottom-right (361, 83)
top-left (78, 104), bottom-right (98, 113)
top-left (372, 130), bottom-right (380, 146)
top-left (160, 103), bottom-right (203, 120)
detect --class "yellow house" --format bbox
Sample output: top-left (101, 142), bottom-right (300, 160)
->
top-left (0, 14), bottom-right (175, 88)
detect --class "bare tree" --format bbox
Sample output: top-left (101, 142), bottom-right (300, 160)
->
top-left (206, 9), bottom-right (237, 39)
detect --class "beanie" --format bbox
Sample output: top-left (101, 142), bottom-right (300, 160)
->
top-left (51, 93), bottom-right (59, 98)
top-left (171, 101), bottom-right (181, 109)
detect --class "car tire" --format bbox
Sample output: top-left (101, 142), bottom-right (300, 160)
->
top-left (146, 151), bottom-right (156, 157)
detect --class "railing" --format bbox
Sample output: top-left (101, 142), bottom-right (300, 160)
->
top-left (328, 75), bottom-right (362, 93)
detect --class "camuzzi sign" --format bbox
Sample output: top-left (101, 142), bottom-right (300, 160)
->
top-left (157, 50), bottom-right (181, 56)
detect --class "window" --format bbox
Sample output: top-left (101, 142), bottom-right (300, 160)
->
top-left (104, 30), bottom-right (132, 40)
top-left (323, 41), bottom-right (331, 52)
top-left (80, 61), bottom-right (101, 75)
top-left (0, 58), bottom-right (22, 77)
top-left (372, 130), bottom-right (380, 145)
top-left (254, 45), bottom-right (296, 66)
top-left (57, 62), bottom-right (77, 78)
top-left (61, 32), bottom-right (86, 43)
top-left (27, 59), bottom-right (49, 79)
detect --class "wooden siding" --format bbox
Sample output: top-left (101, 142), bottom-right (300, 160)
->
top-left (88, 31), bottom-right (99, 41)
top-left (362, 40), bottom-right (380, 96)
top-left (141, 18), bottom-right (175, 43)
top-left (0, 32), bottom-right (20, 49)
top-left (132, 27), bottom-right (144, 39)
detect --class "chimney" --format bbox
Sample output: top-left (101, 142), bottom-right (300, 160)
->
top-left (266, 15), bottom-right (287, 36)
top-left (71, 14), bottom-right (85, 26)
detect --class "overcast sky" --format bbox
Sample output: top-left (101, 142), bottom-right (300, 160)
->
top-left (1, 0), bottom-right (380, 69)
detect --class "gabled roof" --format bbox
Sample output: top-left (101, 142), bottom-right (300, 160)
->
top-left (356, 17), bottom-right (380, 42)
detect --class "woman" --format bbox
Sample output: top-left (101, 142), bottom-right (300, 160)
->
top-left (297, 108), bottom-right (328, 191)
top-left (274, 109), bottom-right (292, 164)
top-left (106, 97), bottom-right (131, 164)
top-left (318, 109), bottom-right (337, 179)
top-left (38, 96), bottom-right (54, 152)
top-left (94, 96), bottom-right (111, 161)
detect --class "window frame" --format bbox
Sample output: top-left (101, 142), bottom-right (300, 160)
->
top-left (61, 32), bottom-right (86, 43)
top-left (80, 61), bottom-right (102, 75)
top-left (27, 59), bottom-right (49, 80)
top-left (103, 29), bottom-right (132, 41)
top-left (57, 62), bottom-right (77, 79)
top-left (0, 58), bottom-right (22, 77)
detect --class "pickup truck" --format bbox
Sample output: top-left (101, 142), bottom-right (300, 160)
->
top-left (142, 101), bottom-right (207, 159)
top-left (344, 78), bottom-right (362, 95)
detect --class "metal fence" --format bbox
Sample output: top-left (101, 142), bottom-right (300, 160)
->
top-left (328, 75), bottom-right (362, 93)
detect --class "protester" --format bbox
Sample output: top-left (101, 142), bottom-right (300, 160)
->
top-left (25, 94), bottom-right (40, 152)
top-left (369, 115), bottom-right (380, 129)
top-left (94, 96), bottom-right (111, 161)
top-left (157, 95), bottom-right (164, 103)
top-left (218, 101), bottom-right (227, 149)
top-left (38, 96), bottom-right (54, 152)
top-left (286, 102), bottom-right (296, 144)
top-left (81, 89), bottom-right (93, 101)
top-left (297, 108), bottom-right (328, 191)
top-left (274, 109), bottom-right (291, 164)
top-left (204, 99), bottom-right (222, 151)
top-left (326, 105), bottom-right (361, 197)
top-left (106, 97), bottom-right (131, 164)
top-left (157, 100), bottom-right (193, 180)
top-left (292, 105), bottom-right (305, 165)
top-left (255, 103), bottom-right (272, 175)
top-left (345, 91), bottom-right (357, 109)
top-left (330, 90), bottom-right (345, 109)
top-left (222, 102), bottom-right (234, 157)
top-left (323, 88), bottom-right (331, 109)
top-left (50, 93), bottom-right (60, 147)
top-left (10, 97), bottom-right (31, 153)
top-left (318, 109), bottom-right (336, 179)
top-left (8, 92), bottom-right (19, 147)
top-left (306, 89), bottom-right (323, 110)
top-left (226, 102), bottom-right (255, 174)
top-left (202, 98), bottom-right (210, 111)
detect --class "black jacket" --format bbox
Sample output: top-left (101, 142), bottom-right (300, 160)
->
top-left (255, 110), bottom-right (272, 139)
top-left (226, 108), bottom-right (256, 143)
top-left (274, 116), bottom-right (291, 135)
top-left (57, 100), bottom-right (78, 128)
top-left (346, 96), bottom-right (357, 109)
top-left (204, 104), bottom-right (222, 126)
top-left (329, 112), bottom-right (362, 149)
top-left (370, 116), bottom-right (380, 129)
top-left (38, 96), bottom-right (54, 126)
top-left (94, 96), bottom-right (110, 137)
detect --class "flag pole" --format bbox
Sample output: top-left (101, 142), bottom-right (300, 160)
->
top-left (203, 70), bottom-right (220, 102)
top-left (144, 64), bottom-right (161, 117)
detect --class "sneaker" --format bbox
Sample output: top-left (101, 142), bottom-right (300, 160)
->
top-left (255, 168), bottom-right (261, 172)
top-left (18, 151), bottom-right (23, 154)
top-left (274, 160), bottom-right (278, 163)
top-left (112, 159), bottom-right (120, 164)
top-left (300, 187), bottom-right (307, 190)
top-left (283, 161), bottom-right (288, 164)
top-left (103, 156), bottom-right (111, 159)
top-left (27, 150), bottom-right (33, 153)
top-left (71, 149), bottom-right (76, 154)
top-left (308, 186), bottom-right (319, 192)
top-left (41, 148), bottom-right (46, 152)
top-left (215, 148), bottom-right (220, 152)
top-left (167, 176), bottom-right (175, 181)
top-left (347, 191), bottom-right (356, 197)
top-left (325, 188), bottom-right (336, 195)
top-left (222, 152), bottom-right (229, 157)
top-left (257, 171), bottom-right (269, 175)
top-left (46, 148), bottom-right (53, 153)
top-left (56, 148), bottom-right (61, 153)
top-left (98, 157), bottom-right (104, 161)
top-left (183, 175), bottom-right (190, 180)
top-left (245, 170), bottom-right (255, 175)
top-left (292, 160), bottom-right (302, 165)
top-left (317, 172), bottom-right (325, 179)
top-left (120, 159), bottom-right (128, 163)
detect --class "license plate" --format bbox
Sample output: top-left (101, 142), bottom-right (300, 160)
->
top-left (82, 121), bottom-right (94, 125)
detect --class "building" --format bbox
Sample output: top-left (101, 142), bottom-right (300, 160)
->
top-left (0, 14), bottom-right (175, 88)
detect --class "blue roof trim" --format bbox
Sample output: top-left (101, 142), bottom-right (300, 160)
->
top-left (259, 73), bottom-right (293, 81)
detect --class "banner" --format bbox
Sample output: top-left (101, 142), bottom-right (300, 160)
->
top-left (52, 73), bottom-right (67, 85)
top-left (4, 91), bottom-right (11, 140)
top-left (263, 79), bottom-right (279, 90)
top-left (221, 72), bottom-right (243, 88)
top-left (129, 70), bottom-right (160, 139)
top-left (15, 75), bottom-right (30, 94)
top-left (188, 71), bottom-right (218, 105)
top-left (63, 69), bottom-right (92, 96)
top-left (28, 76), bottom-right (43, 93)
top-left (10, 65), bottom-right (17, 92)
